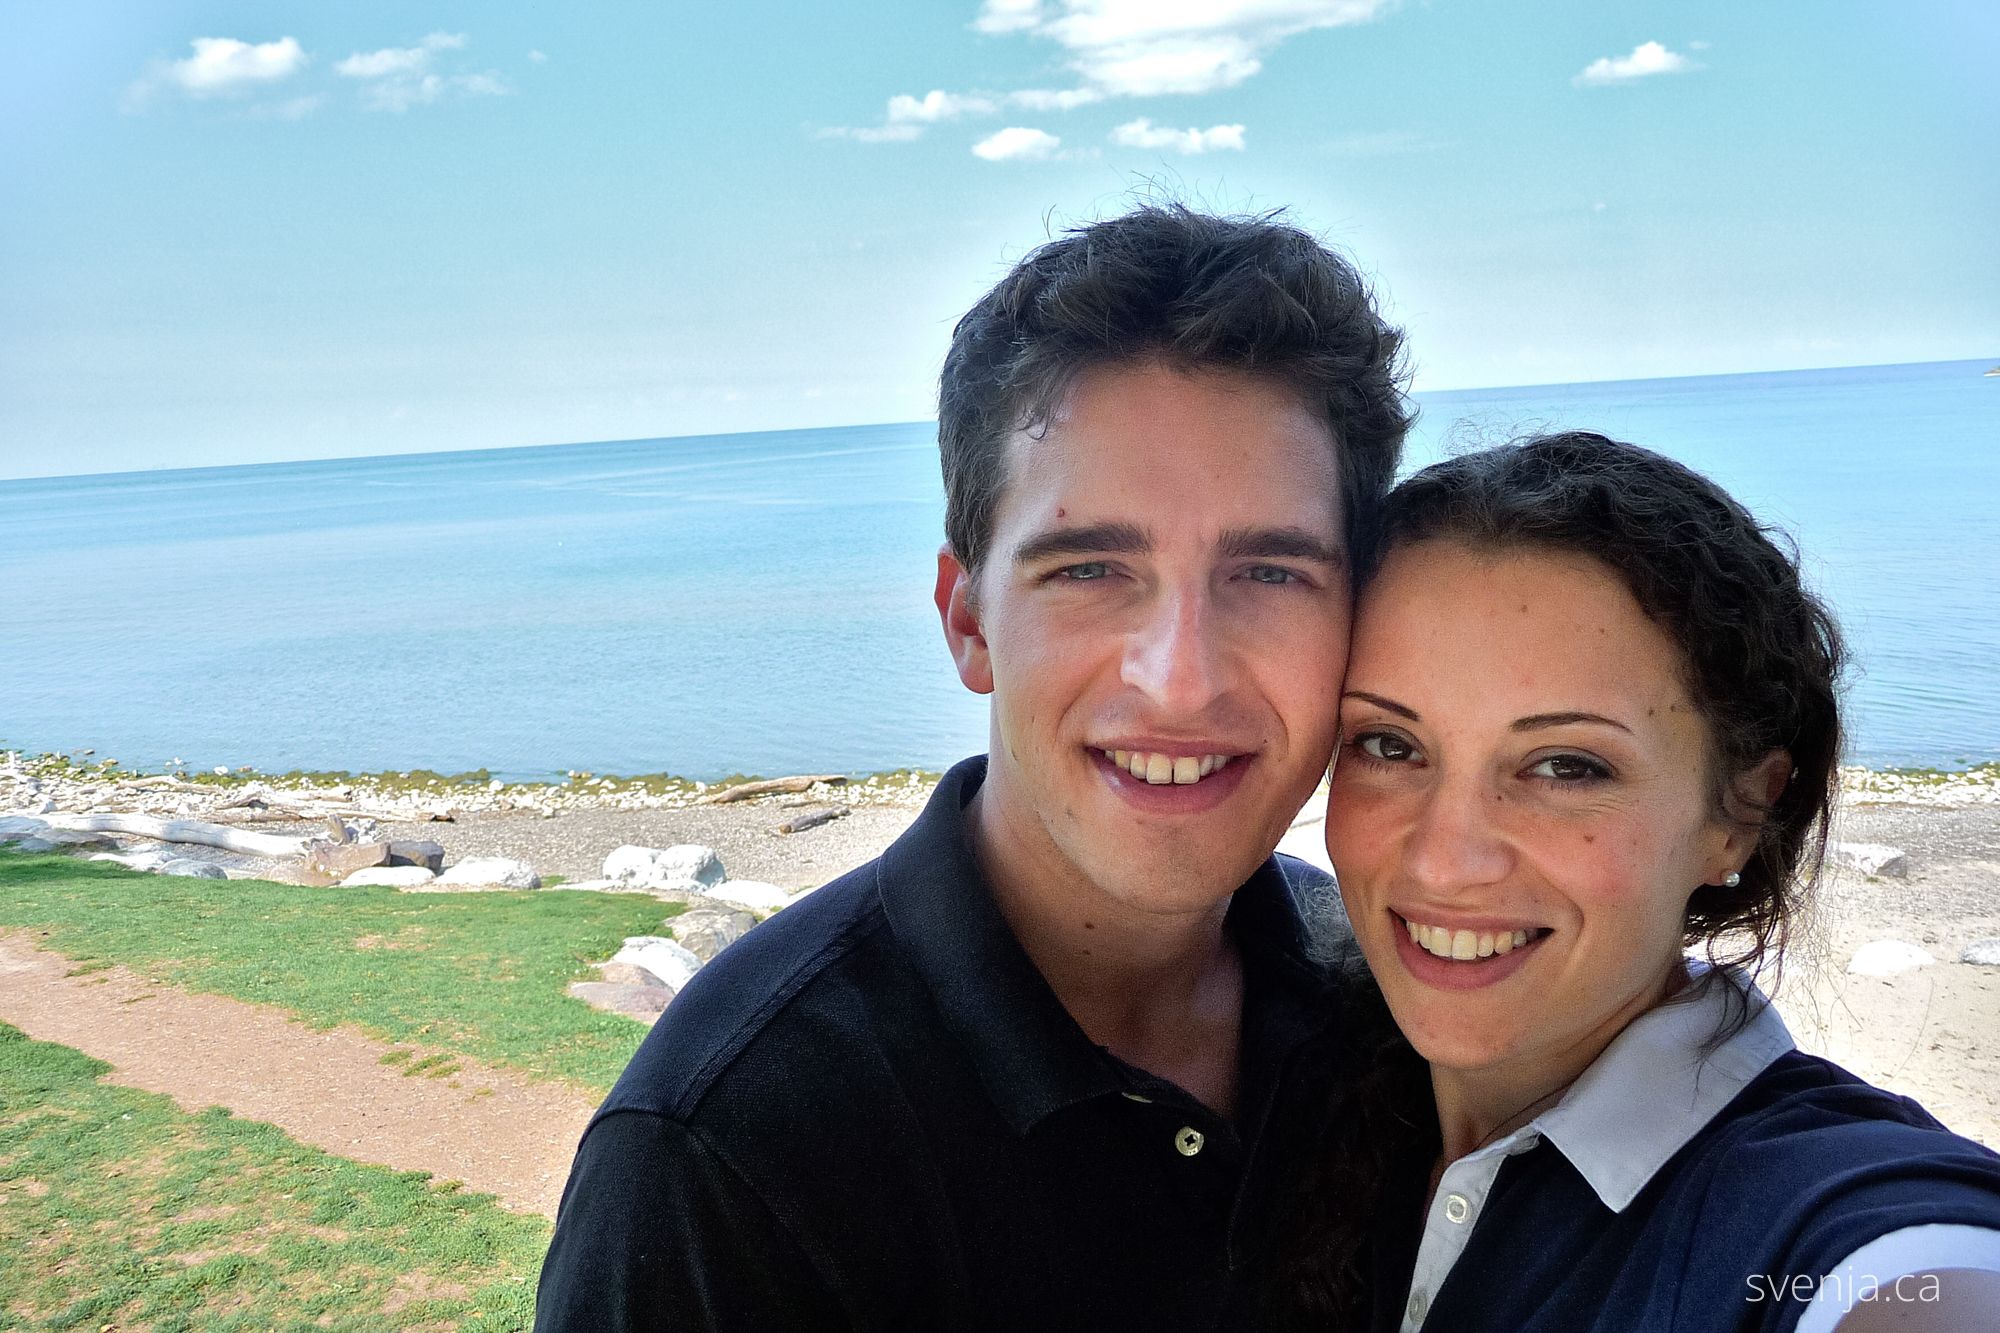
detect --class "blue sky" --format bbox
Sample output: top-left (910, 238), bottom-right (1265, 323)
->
top-left (2, 1), bottom-right (1994, 479)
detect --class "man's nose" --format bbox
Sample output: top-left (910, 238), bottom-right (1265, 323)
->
top-left (1401, 771), bottom-right (1513, 893)
top-left (1121, 586), bottom-right (1228, 715)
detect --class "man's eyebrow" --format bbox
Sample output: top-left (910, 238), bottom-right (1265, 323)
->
top-left (1012, 522), bottom-right (1149, 566)
top-left (1512, 711), bottom-right (1632, 735)
top-left (1342, 690), bottom-right (1419, 721)
top-left (1217, 526), bottom-right (1345, 567)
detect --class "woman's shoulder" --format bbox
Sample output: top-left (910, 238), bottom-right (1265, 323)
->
top-left (1670, 1049), bottom-right (2000, 1268)
top-left (1706, 1049), bottom-right (1996, 1168)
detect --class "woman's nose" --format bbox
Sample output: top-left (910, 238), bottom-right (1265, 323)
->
top-left (1400, 772), bottom-right (1513, 893)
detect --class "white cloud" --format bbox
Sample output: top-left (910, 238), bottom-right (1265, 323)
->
top-left (824, 1), bottom-right (1391, 152)
top-left (1003, 0), bottom-right (1394, 98)
top-left (972, 126), bottom-right (1062, 161)
top-left (818, 123), bottom-right (925, 143)
top-left (157, 36), bottom-right (308, 97)
top-left (335, 34), bottom-right (506, 112)
top-left (1574, 40), bottom-right (1696, 87)
top-left (1010, 86), bottom-right (1104, 110)
top-left (529, 49), bottom-right (549, 63)
top-left (336, 32), bottom-right (466, 80)
top-left (976, 0), bottom-right (1046, 34)
top-left (887, 89), bottom-right (997, 123)
top-left (1110, 117), bottom-right (1245, 153)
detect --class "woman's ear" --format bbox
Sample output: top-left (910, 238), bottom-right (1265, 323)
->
top-left (1717, 748), bottom-right (1793, 867)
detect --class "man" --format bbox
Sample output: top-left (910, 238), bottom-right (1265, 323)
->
top-left (534, 204), bottom-right (1411, 1330)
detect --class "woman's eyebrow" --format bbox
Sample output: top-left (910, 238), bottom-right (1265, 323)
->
top-left (1512, 711), bottom-right (1632, 734)
top-left (1342, 690), bottom-right (1419, 721)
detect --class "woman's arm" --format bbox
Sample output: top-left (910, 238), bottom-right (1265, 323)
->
top-left (1793, 1225), bottom-right (2000, 1333)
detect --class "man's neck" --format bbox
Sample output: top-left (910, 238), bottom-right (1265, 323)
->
top-left (964, 778), bottom-right (1247, 1119)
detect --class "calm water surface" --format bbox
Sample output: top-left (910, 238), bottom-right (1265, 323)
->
top-left (1, 359), bottom-right (1993, 779)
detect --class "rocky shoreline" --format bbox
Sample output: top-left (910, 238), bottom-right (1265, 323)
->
top-left (5, 749), bottom-right (1997, 1146)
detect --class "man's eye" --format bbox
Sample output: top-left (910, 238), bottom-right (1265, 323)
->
top-left (1527, 753), bottom-right (1611, 783)
top-left (1355, 732), bottom-right (1414, 762)
top-left (1056, 562), bottom-right (1110, 581)
top-left (1244, 565), bottom-right (1300, 585)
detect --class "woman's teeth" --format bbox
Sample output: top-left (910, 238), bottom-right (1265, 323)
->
top-left (1404, 918), bottom-right (1533, 960)
top-left (1102, 750), bottom-right (1233, 785)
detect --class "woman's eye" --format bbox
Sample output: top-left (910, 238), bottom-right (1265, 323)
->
top-left (1355, 732), bottom-right (1414, 762)
top-left (1527, 753), bottom-right (1611, 783)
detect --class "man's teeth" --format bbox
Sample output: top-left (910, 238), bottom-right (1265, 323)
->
top-left (1404, 919), bottom-right (1534, 960)
top-left (1103, 749), bottom-right (1233, 785)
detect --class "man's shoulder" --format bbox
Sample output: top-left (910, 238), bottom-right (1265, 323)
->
top-left (595, 855), bottom-right (908, 1126)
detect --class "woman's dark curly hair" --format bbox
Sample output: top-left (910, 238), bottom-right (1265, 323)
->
top-left (1270, 431), bottom-right (1848, 1327)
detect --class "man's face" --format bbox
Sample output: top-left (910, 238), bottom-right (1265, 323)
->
top-left (936, 361), bottom-right (1351, 917)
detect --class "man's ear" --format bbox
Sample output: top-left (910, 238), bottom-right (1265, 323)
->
top-left (935, 545), bottom-right (994, 695)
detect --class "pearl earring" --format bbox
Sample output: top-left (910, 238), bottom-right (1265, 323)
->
top-left (1722, 871), bottom-right (1742, 888)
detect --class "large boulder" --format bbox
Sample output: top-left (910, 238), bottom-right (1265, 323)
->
top-left (304, 839), bottom-right (392, 880)
top-left (708, 880), bottom-right (794, 913)
top-left (611, 936), bottom-right (704, 991)
top-left (603, 844), bottom-right (726, 892)
top-left (436, 856), bottom-right (541, 889)
top-left (161, 858), bottom-right (228, 879)
top-left (0, 815), bottom-right (53, 843)
top-left (89, 849), bottom-right (174, 872)
top-left (1828, 842), bottom-right (1909, 878)
top-left (386, 840), bottom-right (446, 872)
top-left (342, 865), bottom-right (438, 888)
top-left (596, 960), bottom-right (668, 987)
top-left (1846, 939), bottom-right (1935, 976)
top-left (670, 907), bottom-right (758, 961)
top-left (567, 981), bottom-right (674, 1022)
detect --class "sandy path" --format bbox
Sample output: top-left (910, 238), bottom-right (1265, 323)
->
top-left (0, 929), bottom-right (597, 1217)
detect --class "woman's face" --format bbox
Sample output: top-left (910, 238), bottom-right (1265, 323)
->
top-left (1326, 539), bottom-right (1751, 1084)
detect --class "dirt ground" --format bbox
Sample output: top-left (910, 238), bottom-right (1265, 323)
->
top-left (0, 930), bottom-right (597, 1217)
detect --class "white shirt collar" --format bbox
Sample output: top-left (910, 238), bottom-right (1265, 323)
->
top-left (1533, 963), bottom-right (1796, 1212)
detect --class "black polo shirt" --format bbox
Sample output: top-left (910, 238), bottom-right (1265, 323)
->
top-left (534, 755), bottom-right (1352, 1332)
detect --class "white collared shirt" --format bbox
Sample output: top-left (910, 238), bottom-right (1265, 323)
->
top-left (1394, 966), bottom-right (2000, 1332)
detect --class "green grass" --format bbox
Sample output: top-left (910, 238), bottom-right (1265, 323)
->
top-left (0, 1022), bottom-right (550, 1331)
top-left (0, 855), bottom-right (677, 1095)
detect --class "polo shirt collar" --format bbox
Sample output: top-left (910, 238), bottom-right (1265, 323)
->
top-left (1534, 963), bottom-right (1796, 1212)
top-left (875, 755), bottom-right (1333, 1136)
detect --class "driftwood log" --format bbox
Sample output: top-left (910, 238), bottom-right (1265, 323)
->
top-left (697, 775), bottom-right (848, 805)
top-left (39, 813), bottom-right (309, 859)
top-left (774, 807), bottom-right (850, 835)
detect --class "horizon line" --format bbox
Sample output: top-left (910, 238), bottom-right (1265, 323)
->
top-left (4, 354), bottom-right (1993, 487)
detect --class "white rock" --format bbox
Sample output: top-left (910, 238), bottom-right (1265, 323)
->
top-left (0, 815), bottom-right (52, 841)
top-left (1846, 939), bottom-right (1936, 976)
top-left (602, 844), bottom-right (726, 892)
top-left (435, 856), bottom-right (541, 889)
top-left (707, 879), bottom-right (795, 912)
top-left (670, 907), bottom-right (759, 961)
top-left (612, 935), bottom-right (705, 990)
top-left (88, 849), bottom-right (173, 872)
top-left (1961, 937), bottom-right (2000, 967)
top-left (342, 866), bottom-right (438, 888)
top-left (1828, 841), bottom-right (1909, 878)
top-left (160, 858), bottom-right (228, 879)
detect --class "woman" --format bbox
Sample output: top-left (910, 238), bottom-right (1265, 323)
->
top-left (1278, 433), bottom-right (2000, 1331)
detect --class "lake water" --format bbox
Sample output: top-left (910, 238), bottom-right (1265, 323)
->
top-left (2, 359), bottom-right (1994, 780)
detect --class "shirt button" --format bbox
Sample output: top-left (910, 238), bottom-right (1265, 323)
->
top-left (1443, 1192), bottom-right (1472, 1224)
top-left (1174, 1126), bottom-right (1205, 1157)
top-left (1406, 1288), bottom-right (1428, 1323)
